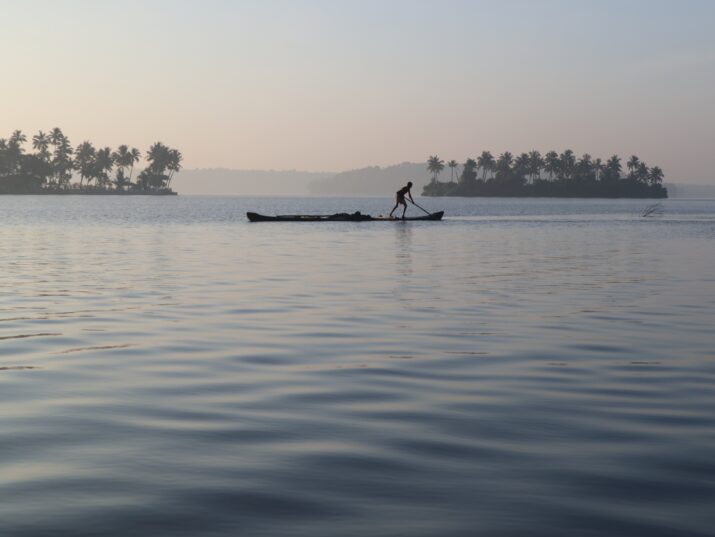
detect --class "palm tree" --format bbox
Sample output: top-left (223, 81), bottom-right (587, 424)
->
top-left (111, 145), bottom-right (141, 188)
top-left (544, 151), bottom-right (560, 181)
top-left (447, 160), bottom-right (458, 183)
top-left (49, 128), bottom-right (73, 187)
top-left (10, 130), bottom-right (27, 148)
top-left (142, 142), bottom-right (173, 189)
top-left (627, 155), bottom-right (640, 179)
top-left (128, 147), bottom-right (141, 182)
top-left (559, 150), bottom-right (575, 180)
top-left (605, 155), bottom-right (622, 181)
top-left (528, 150), bottom-right (543, 183)
top-left (57, 138), bottom-right (74, 187)
top-left (139, 142), bottom-right (178, 190)
top-left (32, 131), bottom-right (50, 161)
top-left (576, 154), bottom-right (593, 180)
top-left (514, 153), bottom-right (530, 179)
top-left (166, 149), bottom-right (183, 188)
top-left (5, 130), bottom-right (27, 173)
top-left (32, 131), bottom-right (51, 187)
top-left (495, 152), bottom-right (514, 178)
top-left (427, 156), bottom-right (445, 184)
top-left (476, 151), bottom-right (495, 180)
top-left (9, 130), bottom-right (26, 151)
top-left (49, 127), bottom-right (64, 146)
top-left (636, 162), bottom-right (649, 183)
top-left (112, 145), bottom-right (131, 182)
top-left (649, 166), bottom-right (664, 186)
top-left (73, 141), bottom-right (96, 187)
top-left (460, 158), bottom-right (478, 183)
top-left (147, 142), bottom-right (170, 174)
top-left (94, 147), bottom-right (114, 188)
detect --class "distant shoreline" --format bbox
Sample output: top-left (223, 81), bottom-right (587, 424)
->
top-left (1, 128), bottom-right (182, 196)
top-left (423, 152), bottom-right (668, 199)
top-left (422, 186), bottom-right (667, 199)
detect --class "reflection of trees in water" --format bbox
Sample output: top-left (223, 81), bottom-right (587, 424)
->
top-left (394, 224), bottom-right (413, 279)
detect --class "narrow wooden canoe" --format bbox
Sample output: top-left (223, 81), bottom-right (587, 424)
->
top-left (246, 211), bottom-right (444, 222)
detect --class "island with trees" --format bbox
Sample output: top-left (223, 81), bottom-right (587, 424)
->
top-left (0, 128), bottom-right (182, 194)
top-left (422, 151), bottom-right (667, 198)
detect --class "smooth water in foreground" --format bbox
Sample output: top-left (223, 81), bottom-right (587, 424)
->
top-left (1, 196), bottom-right (714, 536)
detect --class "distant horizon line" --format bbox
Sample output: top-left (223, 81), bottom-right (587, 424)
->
top-left (179, 166), bottom-right (712, 185)
top-left (180, 162), bottom-right (420, 174)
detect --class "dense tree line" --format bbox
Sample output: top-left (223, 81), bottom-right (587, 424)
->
top-left (0, 128), bottom-right (182, 194)
top-left (423, 151), bottom-right (667, 198)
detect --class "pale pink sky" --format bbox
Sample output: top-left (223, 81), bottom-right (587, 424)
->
top-left (2, 0), bottom-right (714, 183)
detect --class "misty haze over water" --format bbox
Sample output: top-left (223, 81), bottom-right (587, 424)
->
top-left (172, 167), bottom-right (715, 198)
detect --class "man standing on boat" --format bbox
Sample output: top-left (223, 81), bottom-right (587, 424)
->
top-left (389, 181), bottom-right (414, 219)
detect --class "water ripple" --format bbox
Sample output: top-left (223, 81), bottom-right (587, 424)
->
top-left (0, 196), bottom-right (713, 536)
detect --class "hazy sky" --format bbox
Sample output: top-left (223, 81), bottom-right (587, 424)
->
top-left (2, 0), bottom-right (714, 182)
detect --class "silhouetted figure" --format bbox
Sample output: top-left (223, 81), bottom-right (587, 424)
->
top-left (389, 181), bottom-right (414, 218)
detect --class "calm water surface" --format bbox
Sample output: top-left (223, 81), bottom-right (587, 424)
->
top-left (1, 196), bottom-right (714, 536)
